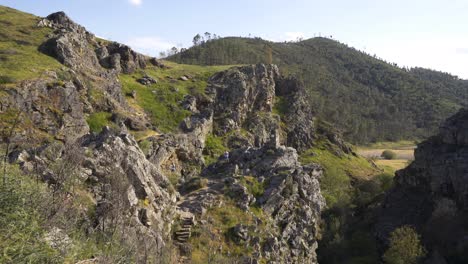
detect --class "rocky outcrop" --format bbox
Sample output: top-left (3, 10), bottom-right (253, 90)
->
top-left (209, 64), bottom-right (278, 135)
top-left (376, 108), bottom-right (468, 262)
top-left (11, 127), bottom-right (177, 256)
top-left (181, 143), bottom-right (325, 263)
top-left (81, 128), bottom-right (176, 234)
top-left (39, 11), bottom-right (151, 74)
top-left (0, 77), bottom-right (89, 145)
top-left (1, 7), bottom-right (335, 263)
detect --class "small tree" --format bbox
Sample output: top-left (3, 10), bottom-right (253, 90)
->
top-left (192, 34), bottom-right (201, 46)
top-left (382, 150), bottom-right (397, 160)
top-left (204, 32), bottom-right (212, 42)
top-left (383, 226), bottom-right (426, 264)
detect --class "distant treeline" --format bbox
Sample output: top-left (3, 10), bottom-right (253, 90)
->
top-left (168, 36), bottom-right (468, 143)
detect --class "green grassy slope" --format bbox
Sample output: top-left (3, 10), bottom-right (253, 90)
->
top-left (0, 6), bottom-right (62, 84)
top-left (119, 61), bottom-right (235, 133)
top-left (168, 37), bottom-right (468, 144)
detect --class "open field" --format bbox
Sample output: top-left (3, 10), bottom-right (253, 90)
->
top-left (356, 141), bottom-right (416, 171)
top-left (374, 159), bottom-right (411, 171)
top-left (357, 148), bottom-right (415, 160)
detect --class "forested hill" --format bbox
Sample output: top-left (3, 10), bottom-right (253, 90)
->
top-left (168, 37), bottom-right (468, 143)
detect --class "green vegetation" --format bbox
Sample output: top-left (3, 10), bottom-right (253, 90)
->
top-left (300, 138), bottom-right (395, 263)
top-left (189, 199), bottom-right (270, 263)
top-left (300, 141), bottom-right (381, 207)
top-left (119, 61), bottom-right (234, 133)
top-left (360, 140), bottom-right (417, 149)
top-left (0, 165), bottom-right (60, 263)
top-left (203, 134), bottom-right (227, 165)
top-left (382, 150), bottom-right (397, 160)
top-left (239, 176), bottom-right (265, 198)
top-left (0, 164), bottom-right (138, 263)
top-left (272, 96), bottom-right (288, 116)
top-left (169, 36), bottom-right (468, 143)
top-left (383, 226), bottom-right (426, 264)
top-left (0, 6), bottom-right (62, 83)
top-left (86, 111), bottom-right (112, 133)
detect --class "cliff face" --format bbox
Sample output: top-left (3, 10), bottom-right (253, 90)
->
top-left (0, 8), bottom-right (351, 263)
top-left (377, 109), bottom-right (468, 263)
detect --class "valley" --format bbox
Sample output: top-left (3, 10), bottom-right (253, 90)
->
top-left (0, 3), bottom-right (467, 264)
top-left (357, 141), bottom-right (415, 171)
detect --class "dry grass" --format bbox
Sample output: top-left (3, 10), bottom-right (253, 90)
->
top-left (356, 141), bottom-right (416, 171)
top-left (357, 148), bottom-right (414, 160)
top-left (375, 159), bottom-right (411, 171)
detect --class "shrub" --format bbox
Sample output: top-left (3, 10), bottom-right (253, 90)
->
top-left (383, 226), bottom-right (426, 264)
top-left (0, 165), bottom-right (61, 263)
top-left (203, 134), bottom-right (227, 165)
top-left (0, 75), bottom-right (16, 84)
top-left (381, 150), bottom-right (397, 160)
top-left (86, 112), bottom-right (112, 133)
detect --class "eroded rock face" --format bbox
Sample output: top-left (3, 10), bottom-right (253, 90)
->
top-left (39, 11), bottom-right (151, 75)
top-left (209, 64), bottom-right (279, 136)
top-left (193, 144), bottom-right (325, 264)
top-left (376, 108), bottom-right (468, 262)
top-left (81, 128), bottom-right (176, 235)
top-left (3, 9), bottom-right (332, 263)
top-left (0, 78), bottom-right (89, 144)
top-left (11, 128), bottom-right (177, 256)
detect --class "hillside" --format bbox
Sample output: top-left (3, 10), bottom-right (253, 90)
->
top-left (0, 6), bottom-right (398, 263)
top-left (169, 37), bottom-right (468, 144)
top-left (377, 108), bottom-right (468, 263)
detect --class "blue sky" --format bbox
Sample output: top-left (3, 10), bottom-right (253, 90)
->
top-left (1, 0), bottom-right (467, 78)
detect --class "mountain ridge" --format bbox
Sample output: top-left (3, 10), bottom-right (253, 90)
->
top-left (168, 36), bottom-right (468, 144)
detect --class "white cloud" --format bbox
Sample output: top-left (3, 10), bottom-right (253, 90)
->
top-left (128, 0), bottom-right (142, 6)
top-left (126, 37), bottom-right (175, 56)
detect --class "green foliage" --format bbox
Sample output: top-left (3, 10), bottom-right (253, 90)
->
top-left (0, 164), bottom-right (62, 263)
top-left (300, 140), bottom-right (396, 264)
top-left (86, 112), bottom-right (112, 133)
top-left (382, 150), bottom-right (397, 160)
top-left (383, 226), bottom-right (426, 264)
top-left (203, 134), bottom-right (227, 165)
top-left (239, 176), bottom-right (265, 198)
top-left (138, 139), bottom-right (151, 156)
top-left (300, 140), bottom-right (380, 207)
top-left (169, 36), bottom-right (468, 144)
top-left (189, 199), bottom-right (269, 263)
top-left (272, 96), bottom-right (288, 117)
top-left (119, 61), bottom-right (233, 133)
top-left (0, 6), bottom-right (62, 83)
top-left (0, 75), bottom-right (15, 84)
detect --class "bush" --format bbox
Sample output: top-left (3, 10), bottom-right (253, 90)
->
top-left (382, 150), bottom-right (397, 160)
top-left (0, 75), bottom-right (16, 84)
top-left (0, 165), bottom-right (61, 263)
top-left (383, 226), bottom-right (426, 264)
top-left (86, 112), bottom-right (112, 133)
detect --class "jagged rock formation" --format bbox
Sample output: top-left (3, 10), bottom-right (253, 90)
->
top-left (11, 127), bottom-right (177, 257)
top-left (39, 12), bottom-right (147, 74)
top-left (162, 64), bottom-right (327, 263)
top-left (203, 145), bottom-right (325, 263)
top-left (0, 8), bottom-right (348, 263)
top-left (376, 108), bottom-right (468, 263)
